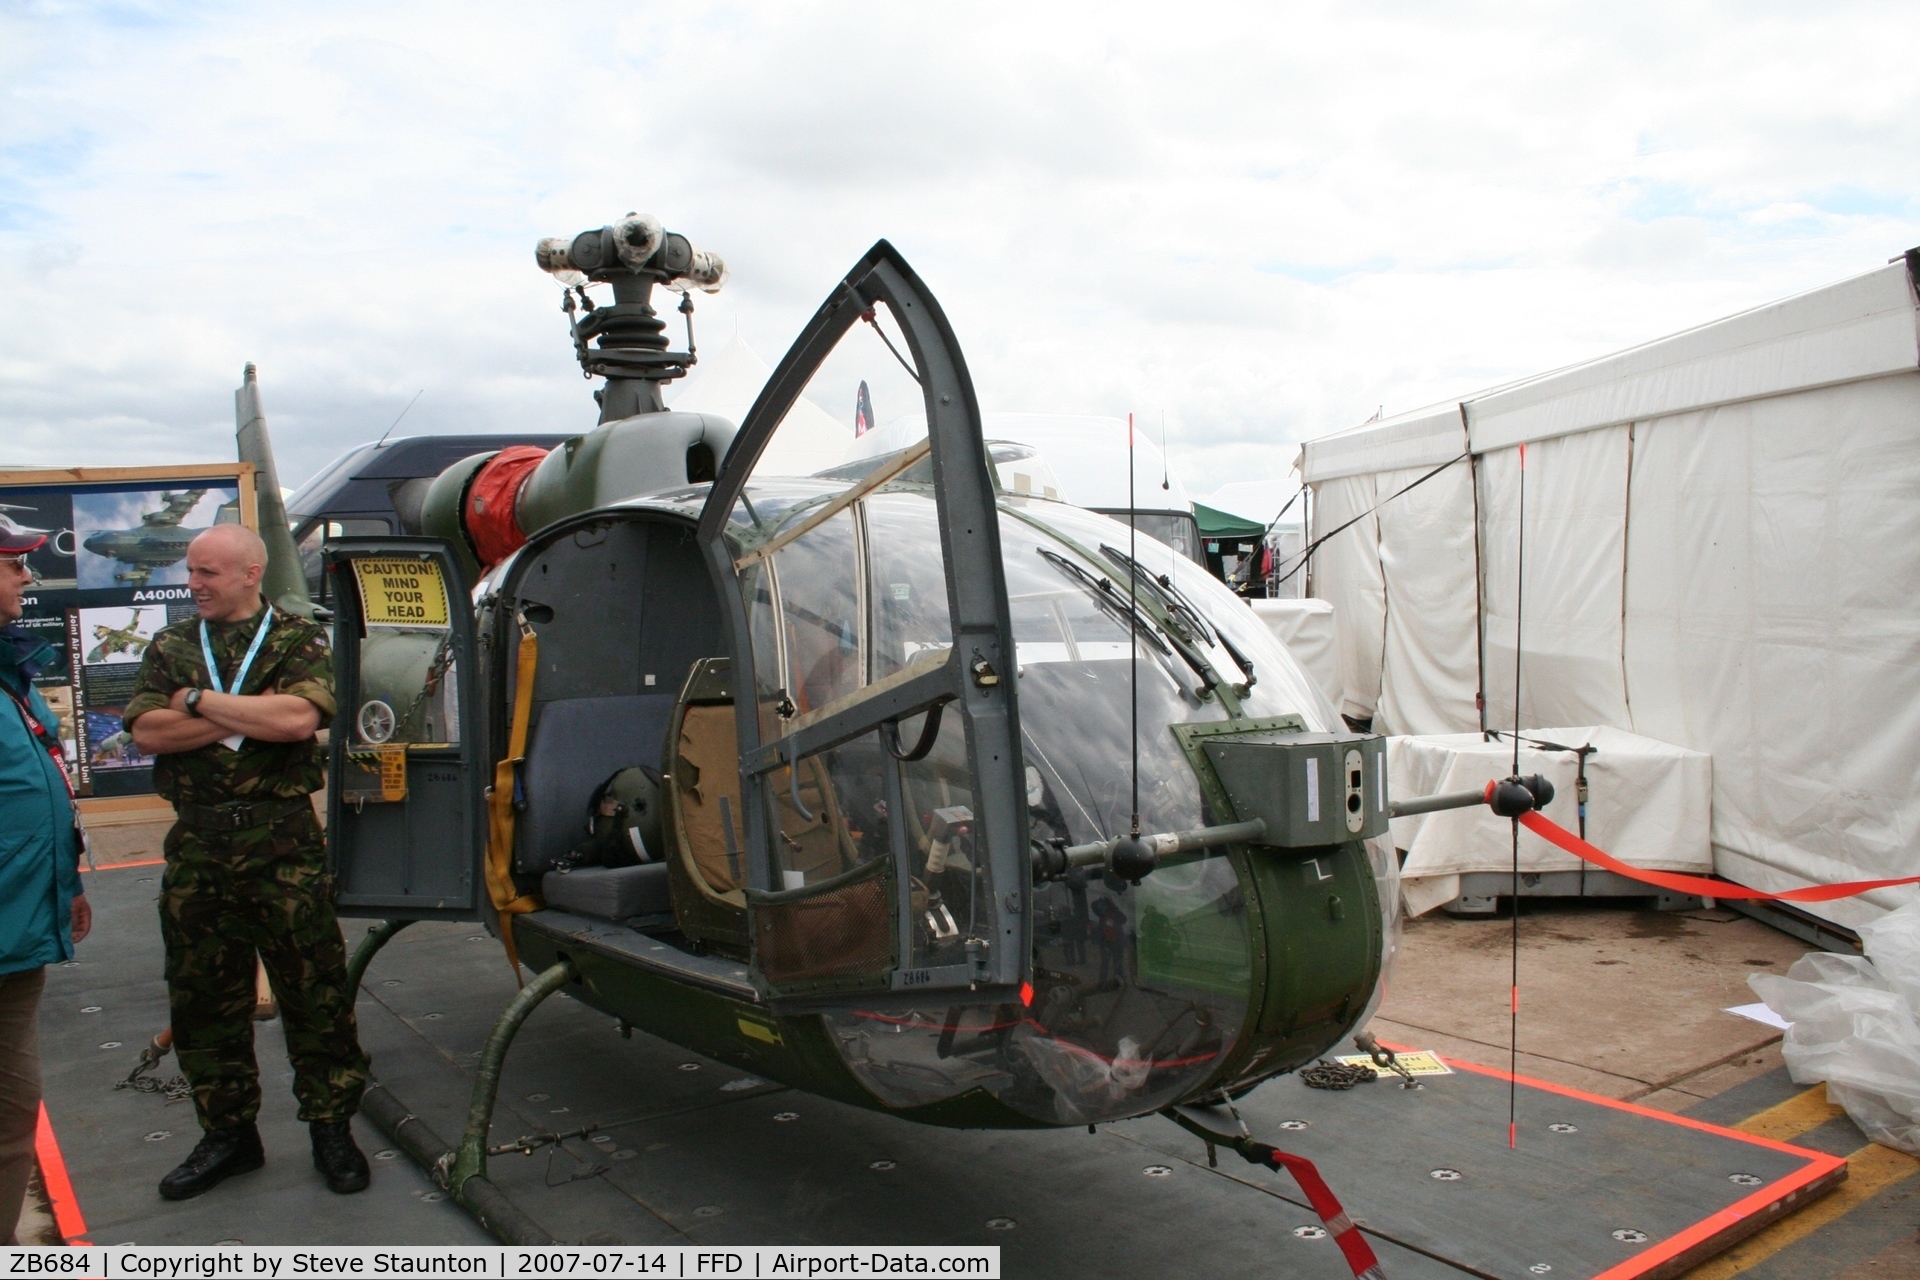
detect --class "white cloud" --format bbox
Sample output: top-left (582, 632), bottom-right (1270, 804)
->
top-left (1, 0), bottom-right (1917, 495)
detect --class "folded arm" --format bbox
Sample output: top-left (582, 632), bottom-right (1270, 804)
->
top-left (131, 688), bottom-right (322, 752)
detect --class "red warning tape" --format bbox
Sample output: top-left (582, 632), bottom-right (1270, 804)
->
top-left (1517, 810), bottom-right (1920, 903)
top-left (1262, 1146), bottom-right (1386, 1280)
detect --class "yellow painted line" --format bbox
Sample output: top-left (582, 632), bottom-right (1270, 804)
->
top-left (1734, 1086), bottom-right (1847, 1142)
top-left (1682, 1142), bottom-right (1918, 1279)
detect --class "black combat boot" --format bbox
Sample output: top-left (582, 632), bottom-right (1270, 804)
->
top-left (310, 1119), bottom-right (370, 1194)
top-left (158, 1124), bottom-right (265, 1201)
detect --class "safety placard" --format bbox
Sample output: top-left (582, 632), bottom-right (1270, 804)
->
top-left (1336, 1050), bottom-right (1454, 1076)
top-left (352, 557), bottom-right (449, 627)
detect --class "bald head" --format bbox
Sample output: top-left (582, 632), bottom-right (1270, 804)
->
top-left (192, 522), bottom-right (267, 568)
top-left (187, 523), bottom-right (269, 622)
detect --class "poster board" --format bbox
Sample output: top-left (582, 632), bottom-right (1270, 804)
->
top-left (0, 464), bottom-right (257, 802)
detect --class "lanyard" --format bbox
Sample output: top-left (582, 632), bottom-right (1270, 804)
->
top-left (3, 680), bottom-right (76, 802)
top-left (201, 605), bottom-right (273, 696)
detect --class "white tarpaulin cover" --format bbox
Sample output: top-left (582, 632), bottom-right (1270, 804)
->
top-left (1250, 598), bottom-right (1343, 713)
top-left (1300, 257), bottom-right (1920, 927)
top-left (1388, 727), bottom-right (1713, 917)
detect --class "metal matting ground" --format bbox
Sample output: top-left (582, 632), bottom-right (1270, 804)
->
top-left (40, 865), bottom-right (1844, 1277)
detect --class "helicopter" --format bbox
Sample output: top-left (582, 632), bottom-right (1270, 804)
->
top-left (231, 213), bottom-right (1535, 1250)
top-left (80, 488), bottom-right (209, 586)
top-left (85, 607), bottom-right (152, 663)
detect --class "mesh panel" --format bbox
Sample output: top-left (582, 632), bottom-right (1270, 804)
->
top-left (754, 870), bottom-right (892, 985)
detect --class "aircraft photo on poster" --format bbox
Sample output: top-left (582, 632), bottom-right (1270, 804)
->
top-left (72, 484), bottom-right (240, 589)
top-left (78, 604), bottom-right (160, 664)
top-left (0, 487), bottom-right (77, 589)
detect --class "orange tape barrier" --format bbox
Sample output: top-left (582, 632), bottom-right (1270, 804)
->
top-left (1517, 810), bottom-right (1920, 903)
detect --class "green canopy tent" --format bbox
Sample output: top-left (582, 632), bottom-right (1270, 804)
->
top-left (1191, 502), bottom-right (1268, 588)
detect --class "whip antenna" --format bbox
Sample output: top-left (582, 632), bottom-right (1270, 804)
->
top-left (375, 389), bottom-right (425, 449)
top-left (1509, 442), bottom-right (1528, 1149)
top-left (1129, 412), bottom-right (1140, 839)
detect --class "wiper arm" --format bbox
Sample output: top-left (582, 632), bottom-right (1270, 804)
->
top-left (1037, 547), bottom-right (1231, 700)
top-left (1037, 549), bottom-right (1172, 659)
top-left (1101, 543), bottom-right (1255, 691)
top-left (1099, 543), bottom-right (1213, 645)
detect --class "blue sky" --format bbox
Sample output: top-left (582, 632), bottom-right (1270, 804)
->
top-left (2, 1), bottom-right (1917, 500)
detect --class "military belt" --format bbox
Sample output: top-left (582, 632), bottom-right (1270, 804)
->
top-left (175, 797), bottom-right (313, 832)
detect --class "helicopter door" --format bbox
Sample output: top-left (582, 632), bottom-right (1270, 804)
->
top-left (323, 537), bottom-right (484, 921)
top-left (696, 241), bottom-right (1029, 1006)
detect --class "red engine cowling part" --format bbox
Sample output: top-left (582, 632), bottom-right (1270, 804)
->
top-left (464, 445), bottom-right (549, 568)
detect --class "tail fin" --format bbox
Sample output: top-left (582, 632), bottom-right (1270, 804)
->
top-left (235, 363), bottom-right (316, 618)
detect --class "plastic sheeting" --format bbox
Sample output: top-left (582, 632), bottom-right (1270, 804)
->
top-left (1388, 727), bottom-right (1713, 917)
top-left (1250, 598), bottom-right (1344, 713)
top-left (1752, 900), bottom-right (1920, 1154)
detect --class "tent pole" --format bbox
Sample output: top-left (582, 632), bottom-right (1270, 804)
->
top-left (1465, 404), bottom-right (1489, 742)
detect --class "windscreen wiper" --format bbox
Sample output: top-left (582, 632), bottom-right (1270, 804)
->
top-left (1037, 547), bottom-right (1236, 704)
top-left (1099, 543), bottom-right (1213, 645)
top-left (1100, 543), bottom-right (1255, 692)
top-left (1037, 549), bottom-right (1173, 659)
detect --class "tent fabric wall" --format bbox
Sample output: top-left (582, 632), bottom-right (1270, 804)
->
top-left (1477, 426), bottom-right (1633, 733)
top-left (1307, 473), bottom-right (1385, 720)
top-left (1623, 372), bottom-right (1920, 928)
top-left (1250, 598), bottom-right (1344, 714)
top-left (1295, 256), bottom-right (1920, 926)
top-left (1374, 457), bottom-right (1480, 735)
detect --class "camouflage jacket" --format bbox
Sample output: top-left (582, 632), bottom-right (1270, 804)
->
top-left (124, 605), bottom-right (335, 806)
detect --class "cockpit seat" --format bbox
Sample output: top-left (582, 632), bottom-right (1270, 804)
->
top-left (540, 862), bottom-right (672, 921)
top-left (516, 693), bottom-right (676, 875)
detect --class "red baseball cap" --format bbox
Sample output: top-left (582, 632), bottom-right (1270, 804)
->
top-left (0, 512), bottom-right (48, 555)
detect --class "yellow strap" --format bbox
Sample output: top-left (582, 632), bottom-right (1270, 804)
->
top-left (485, 616), bottom-right (542, 986)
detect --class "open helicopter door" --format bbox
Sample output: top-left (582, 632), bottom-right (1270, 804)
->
top-left (323, 537), bottom-right (485, 921)
top-left (695, 241), bottom-right (1029, 1008)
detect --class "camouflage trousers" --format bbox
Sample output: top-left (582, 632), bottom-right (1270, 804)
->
top-left (158, 805), bottom-right (370, 1133)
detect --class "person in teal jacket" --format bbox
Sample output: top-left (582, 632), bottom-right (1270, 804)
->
top-left (0, 514), bottom-right (90, 1243)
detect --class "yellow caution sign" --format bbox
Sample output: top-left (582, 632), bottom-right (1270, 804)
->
top-left (1335, 1050), bottom-right (1453, 1077)
top-left (377, 743), bottom-right (409, 802)
top-left (342, 743), bottom-right (409, 804)
top-left (352, 557), bottom-right (449, 627)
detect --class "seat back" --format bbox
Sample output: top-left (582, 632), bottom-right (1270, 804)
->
top-left (516, 693), bottom-right (676, 875)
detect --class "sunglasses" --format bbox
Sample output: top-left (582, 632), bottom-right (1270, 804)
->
top-left (0, 554), bottom-right (42, 583)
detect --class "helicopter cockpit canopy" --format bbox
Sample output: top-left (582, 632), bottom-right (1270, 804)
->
top-left (690, 242), bottom-right (1394, 1123)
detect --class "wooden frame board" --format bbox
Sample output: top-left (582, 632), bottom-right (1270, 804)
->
top-left (1, 462), bottom-right (257, 801)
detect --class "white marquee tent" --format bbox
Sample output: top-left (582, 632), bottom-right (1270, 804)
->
top-left (1298, 253), bottom-right (1920, 929)
top-left (667, 335), bottom-right (852, 475)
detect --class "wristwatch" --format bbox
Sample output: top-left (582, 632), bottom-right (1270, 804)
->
top-left (184, 688), bottom-right (204, 717)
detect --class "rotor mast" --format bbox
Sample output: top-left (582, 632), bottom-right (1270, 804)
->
top-left (536, 214), bottom-right (726, 423)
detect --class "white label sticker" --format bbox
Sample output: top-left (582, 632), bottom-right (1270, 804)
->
top-left (1306, 756), bottom-right (1321, 823)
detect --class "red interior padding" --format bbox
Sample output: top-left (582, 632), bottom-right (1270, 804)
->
top-left (464, 445), bottom-right (549, 568)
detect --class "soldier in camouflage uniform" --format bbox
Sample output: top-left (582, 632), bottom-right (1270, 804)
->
top-left (126, 523), bottom-right (371, 1201)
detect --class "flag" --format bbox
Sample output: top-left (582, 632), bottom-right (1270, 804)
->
top-left (854, 381), bottom-right (874, 437)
